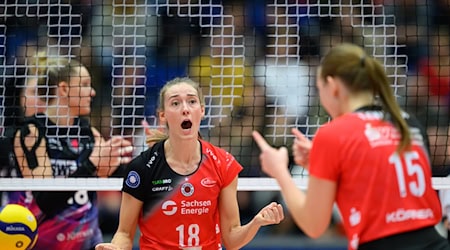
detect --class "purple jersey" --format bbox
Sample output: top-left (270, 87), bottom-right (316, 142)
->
top-left (4, 115), bottom-right (102, 250)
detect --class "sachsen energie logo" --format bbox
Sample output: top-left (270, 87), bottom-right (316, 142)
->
top-left (161, 199), bottom-right (212, 216)
top-left (162, 200), bottom-right (177, 215)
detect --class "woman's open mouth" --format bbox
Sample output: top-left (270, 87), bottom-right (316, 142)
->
top-left (181, 120), bottom-right (192, 129)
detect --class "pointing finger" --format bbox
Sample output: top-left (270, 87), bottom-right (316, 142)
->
top-left (252, 131), bottom-right (271, 151)
top-left (291, 128), bottom-right (307, 141)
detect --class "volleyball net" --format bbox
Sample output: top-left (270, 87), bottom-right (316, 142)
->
top-left (1, 0), bottom-right (448, 190)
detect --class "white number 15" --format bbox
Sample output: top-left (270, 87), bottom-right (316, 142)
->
top-left (390, 151), bottom-right (426, 198)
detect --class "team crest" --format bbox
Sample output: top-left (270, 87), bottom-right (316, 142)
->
top-left (126, 171), bottom-right (141, 188)
top-left (181, 182), bottom-right (194, 197)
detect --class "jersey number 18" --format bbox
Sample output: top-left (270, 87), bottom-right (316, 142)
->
top-left (176, 223), bottom-right (200, 248)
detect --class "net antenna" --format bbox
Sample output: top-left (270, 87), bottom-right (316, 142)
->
top-left (1, 1), bottom-right (449, 191)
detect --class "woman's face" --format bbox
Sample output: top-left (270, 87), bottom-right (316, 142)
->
top-left (22, 77), bottom-right (46, 116)
top-left (161, 82), bottom-right (205, 139)
top-left (68, 66), bottom-right (95, 116)
top-left (316, 70), bottom-right (338, 118)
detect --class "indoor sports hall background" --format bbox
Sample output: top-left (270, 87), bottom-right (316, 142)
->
top-left (1, 1), bottom-right (449, 249)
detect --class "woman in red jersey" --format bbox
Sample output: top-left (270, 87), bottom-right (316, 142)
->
top-left (253, 43), bottom-right (450, 250)
top-left (96, 77), bottom-right (284, 250)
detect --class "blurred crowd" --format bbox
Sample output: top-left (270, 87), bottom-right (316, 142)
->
top-left (1, 0), bottom-right (449, 245)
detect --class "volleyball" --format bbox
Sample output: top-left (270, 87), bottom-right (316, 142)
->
top-left (0, 204), bottom-right (38, 250)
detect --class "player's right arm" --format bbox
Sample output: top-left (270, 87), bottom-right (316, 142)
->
top-left (253, 130), bottom-right (336, 238)
top-left (96, 192), bottom-right (142, 250)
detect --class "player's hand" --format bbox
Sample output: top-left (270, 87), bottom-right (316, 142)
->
top-left (291, 128), bottom-right (312, 169)
top-left (95, 243), bottom-right (125, 250)
top-left (252, 131), bottom-right (290, 179)
top-left (255, 202), bottom-right (284, 226)
top-left (90, 129), bottom-right (133, 177)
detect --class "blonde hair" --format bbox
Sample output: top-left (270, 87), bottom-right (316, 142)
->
top-left (28, 51), bottom-right (83, 100)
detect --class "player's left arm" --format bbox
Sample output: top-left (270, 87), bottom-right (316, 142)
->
top-left (219, 177), bottom-right (284, 250)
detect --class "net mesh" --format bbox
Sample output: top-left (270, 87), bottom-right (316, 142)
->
top-left (1, 0), bottom-right (449, 190)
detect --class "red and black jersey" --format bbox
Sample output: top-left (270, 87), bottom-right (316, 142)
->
top-left (309, 107), bottom-right (442, 249)
top-left (122, 139), bottom-right (242, 250)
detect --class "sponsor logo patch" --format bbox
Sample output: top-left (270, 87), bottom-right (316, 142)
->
top-left (162, 200), bottom-right (177, 215)
top-left (200, 178), bottom-right (216, 188)
top-left (181, 182), bottom-right (194, 197)
top-left (125, 171), bottom-right (140, 188)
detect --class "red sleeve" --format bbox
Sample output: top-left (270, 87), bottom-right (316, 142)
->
top-left (221, 151), bottom-right (242, 187)
top-left (202, 140), bottom-right (242, 188)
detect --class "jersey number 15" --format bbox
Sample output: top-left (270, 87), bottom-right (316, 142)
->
top-left (390, 151), bottom-right (426, 198)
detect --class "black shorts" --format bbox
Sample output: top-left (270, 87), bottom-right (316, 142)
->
top-left (358, 226), bottom-right (450, 250)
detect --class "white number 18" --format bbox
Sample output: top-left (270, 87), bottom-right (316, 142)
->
top-left (176, 223), bottom-right (200, 248)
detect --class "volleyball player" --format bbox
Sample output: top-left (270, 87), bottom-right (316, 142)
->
top-left (95, 77), bottom-right (284, 250)
top-left (253, 43), bottom-right (450, 249)
top-left (4, 53), bottom-right (134, 249)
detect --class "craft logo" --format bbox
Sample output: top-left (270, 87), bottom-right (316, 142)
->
top-left (152, 178), bottom-right (173, 192)
top-left (152, 185), bottom-right (173, 192)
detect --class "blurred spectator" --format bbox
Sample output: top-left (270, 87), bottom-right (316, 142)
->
top-left (383, 0), bottom-right (434, 71)
top-left (144, 4), bottom-right (204, 117)
top-left (88, 0), bottom-right (150, 137)
top-left (428, 120), bottom-right (450, 177)
top-left (433, 0), bottom-right (450, 29)
top-left (188, 0), bottom-right (301, 176)
top-left (254, 2), bottom-right (317, 124)
top-left (406, 27), bottom-right (449, 122)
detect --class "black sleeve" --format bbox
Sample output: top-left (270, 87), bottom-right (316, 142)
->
top-left (109, 164), bottom-right (128, 177)
top-left (121, 149), bottom-right (153, 202)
